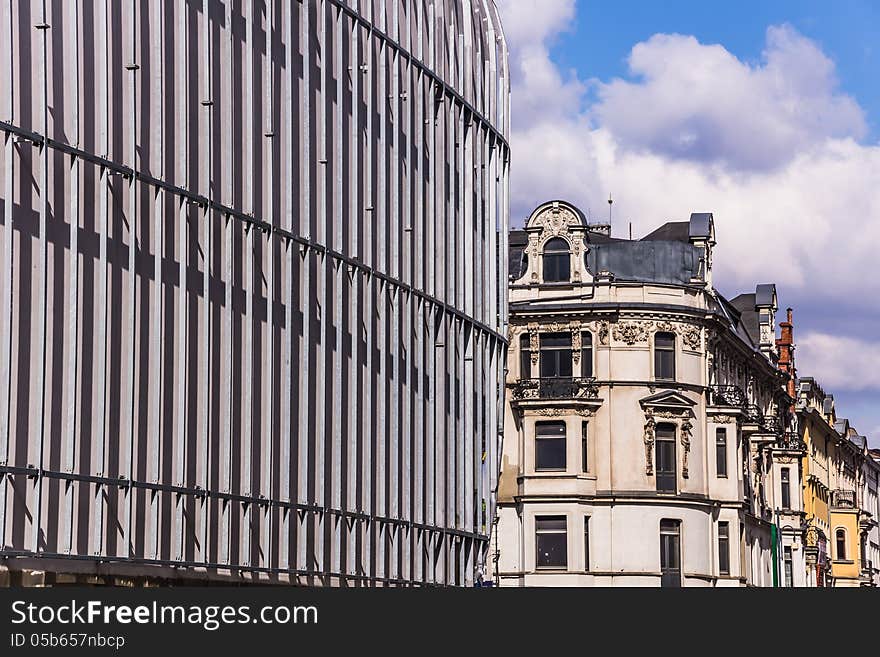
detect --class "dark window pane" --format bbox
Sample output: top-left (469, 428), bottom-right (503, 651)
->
top-left (781, 468), bottom-right (790, 509)
top-left (540, 333), bottom-right (573, 378)
top-left (716, 428), bottom-right (727, 477)
top-left (581, 422), bottom-right (588, 473)
top-left (783, 546), bottom-right (792, 587)
top-left (536, 515), bottom-right (568, 568)
top-left (543, 239), bottom-right (571, 283)
top-left (655, 332), bottom-right (676, 380)
top-left (536, 422), bottom-right (566, 471)
top-left (584, 517), bottom-right (590, 572)
top-left (836, 530), bottom-right (846, 560)
top-left (656, 426), bottom-right (677, 492)
top-left (660, 520), bottom-right (681, 587)
top-left (519, 334), bottom-right (531, 379)
top-left (581, 331), bottom-right (593, 377)
top-left (718, 522), bottom-right (730, 575)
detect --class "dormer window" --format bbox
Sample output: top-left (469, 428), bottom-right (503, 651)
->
top-left (542, 238), bottom-right (570, 282)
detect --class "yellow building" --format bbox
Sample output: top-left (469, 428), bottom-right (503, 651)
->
top-left (797, 378), bottom-right (875, 587)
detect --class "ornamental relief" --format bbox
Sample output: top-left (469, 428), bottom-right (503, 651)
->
top-left (680, 420), bottom-right (692, 479)
top-left (534, 206), bottom-right (581, 239)
top-left (682, 326), bottom-right (702, 351)
top-left (595, 321), bottom-right (610, 345)
top-left (644, 412), bottom-right (656, 476)
top-left (530, 407), bottom-right (595, 418)
top-left (612, 321), bottom-right (649, 345)
top-left (572, 327), bottom-right (582, 364)
top-left (528, 323), bottom-right (540, 365)
top-left (711, 414), bottom-right (734, 424)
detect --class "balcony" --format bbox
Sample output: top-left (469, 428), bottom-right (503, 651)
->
top-left (708, 385), bottom-right (746, 408)
top-left (831, 489), bottom-right (856, 509)
top-left (510, 377), bottom-right (600, 402)
top-left (775, 432), bottom-right (806, 451)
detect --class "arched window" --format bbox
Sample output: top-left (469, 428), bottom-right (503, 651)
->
top-left (542, 238), bottom-right (570, 282)
top-left (836, 528), bottom-right (847, 560)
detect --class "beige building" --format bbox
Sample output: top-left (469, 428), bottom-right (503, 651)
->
top-left (491, 200), bottom-right (798, 587)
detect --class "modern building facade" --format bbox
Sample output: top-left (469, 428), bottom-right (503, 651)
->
top-left (0, 0), bottom-right (510, 586)
top-left (491, 200), bottom-right (799, 587)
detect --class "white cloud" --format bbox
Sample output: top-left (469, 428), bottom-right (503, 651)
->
top-left (496, 11), bottom-right (880, 302)
top-left (797, 332), bottom-right (880, 391)
top-left (595, 26), bottom-right (866, 170)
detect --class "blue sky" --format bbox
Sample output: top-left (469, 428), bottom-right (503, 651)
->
top-left (498, 0), bottom-right (880, 445)
top-left (555, 1), bottom-right (880, 140)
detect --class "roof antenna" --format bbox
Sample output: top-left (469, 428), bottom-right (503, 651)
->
top-left (607, 194), bottom-right (613, 224)
top-left (629, 221), bottom-right (632, 241)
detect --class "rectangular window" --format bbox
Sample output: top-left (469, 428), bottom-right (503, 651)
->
top-left (584, 516), bottom-right (591, 572)
top-left (781, 467), bottom-right (790, 509)
top-left (519, 334), bottom-right (531, 380)
top-left (655, 424), bottom-right (677, 493)
top-left (580, 331), bottom-right (593, 377)
top-left (654, 332), bottom-right (676, 380)
top-left (535, 421), bottom-right (566, 471)
top-left (540, 333), bottom-right (572, 379)
top-left (718, 522), bottom-right (730, 576)
top-left (536, 516), bottom-right (567, 569)
top-left (581, 421), bottom-right (588, 473)
top-left (660, 519), bottom-right (681, 587)
top-left (716, 428), bottom-right (728, 478)
top-left (783, 546), bottom-right (793, 587)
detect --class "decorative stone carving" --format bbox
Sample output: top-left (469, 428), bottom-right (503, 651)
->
top-left (644, 412), bottom-right (656, 476)
top-left (654, 321), bottom-right (676, 333)
top-left (682, 325), bottom-right (702, 351)
top-left (712, 414), bottom-right (734, 424)
top-left (654, 409), bottom-right (690, 419)
top-left (545, 321), bottom-right (570, 333)
top-left (596, 321), bottom-right (609, 346)
top-left (532, 407), bottom-right (594, 418)
top-left (571, 328), bottom-right (582, 364)
top-left (680, 420), bottom-right (692, 478)
top-left (528, 323), bottom-right (540, 366)
top-left (612, 321), bottom-right (648, 345)
top-left (535, 205), bottom-right (581, 238)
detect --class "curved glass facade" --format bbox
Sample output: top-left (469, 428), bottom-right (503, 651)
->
top-left (0, 0), bottom-right (509, 586)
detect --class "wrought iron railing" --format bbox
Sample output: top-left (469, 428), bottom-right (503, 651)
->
top-left (741, 404), bottom-right (763, 424)
top-left (510, 377), bottom-right (599, 401)
top-left (775, 432), bottom-right (806, 451)
top-left (708, 385), bottom-right (746, 408)
top-left (831, 489), bottom-right (856, 509)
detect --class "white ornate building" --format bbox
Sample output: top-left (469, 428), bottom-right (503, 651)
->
top-left (491, 200), bottom-right (800, 587)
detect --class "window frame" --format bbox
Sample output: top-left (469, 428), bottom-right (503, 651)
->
top-left (654, 331), bottom-right (676, 381)
top-left (539, 332), bottom-right (573, 379)
top-left (583, 516), bottom-right (591, 572)
top-left (581, 421), bottom-right (589, 473)
top-left (580, 330), bottom-right (593, 378)
top-left (716, 427), bottom-right (728, 478)
top-left (783, 546), bottom-right (793, 587)
top-left (780, 467), bottom-right (791, 509)
top-left (535, 421), bottom-right (567, 472)
top-left (542, 237), bottom-right (571, 283)
top-left (519, 334), bottom-right (531, 380)
top-left (718, 521), bottom-right (730, 576)
top-left (535, 515), bottom-right (568, 570)
top-left (660, 519), bottom-right (682, 588)
top-left (655, 423), bottom-right (677, 493)
top-left (835, 528), bottom-right (847, 561)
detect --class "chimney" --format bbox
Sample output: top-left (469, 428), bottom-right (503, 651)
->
top-left (776, 307), bottom-right (796, 399)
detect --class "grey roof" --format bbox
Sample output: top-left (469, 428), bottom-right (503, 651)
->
top-left (730, 293), bottom-right (760, 345)
top-left (587, 240), bottom-right (701, 285)
top-left (823, 397), bottom-right (834, 415)
top-left (640, 221), bottom-right (690, 242)
top-left (849, 435), bottom-right (867, 449)
top-left (689, 213), bottom-right (713, 239)
top-left (509, 230), bottom-right (528, 280)
top-left (755, 283), bottom-right (776, 307)
top-left (834, 419), bottom-right (849, 434)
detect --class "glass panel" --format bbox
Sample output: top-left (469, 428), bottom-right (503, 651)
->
top-left (581, 332), bottom-right (593, 377)
top-left (660, 520), bottom-right (681, 587)
top-left (536, 437), bottom-right (566, 470)
top-left (716, 429), bottom-right (727, 477)
top-left (540, 334), bottom-right (571, 348)
top-left (655, 333), bottom-right (675, 349)
top-left (655, 349), bottom-right (675, 380)
top-left (581, 422), bottom-right (588, 472)
top-left (656, 430), bottom-right (676, 492)
top-left (536, 516), bottom-right (568, 568)
top-left (536, 421), bottom-right (566, 437)
top-left (584, 517), bottom-right (590, 572)
top-left (519, 334), bottom-right (531, 379)
top-left (719, 522), bottom-right (730, 575)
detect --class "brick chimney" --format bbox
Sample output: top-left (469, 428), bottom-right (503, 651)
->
top-left (776, 307), bottom-right (796, 399)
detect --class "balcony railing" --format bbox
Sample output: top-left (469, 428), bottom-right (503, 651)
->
top-left (708, 385), bottom-right (746, 408)
top-left (776, 432), bottom-right (806, 451)
top-left (831, 489), bottom-right (856, 509)
top-left (511, 377), bottom-right (599, 401)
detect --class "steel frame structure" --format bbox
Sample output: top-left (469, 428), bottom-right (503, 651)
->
top-left (0, 0), bottom-right (509, 586)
